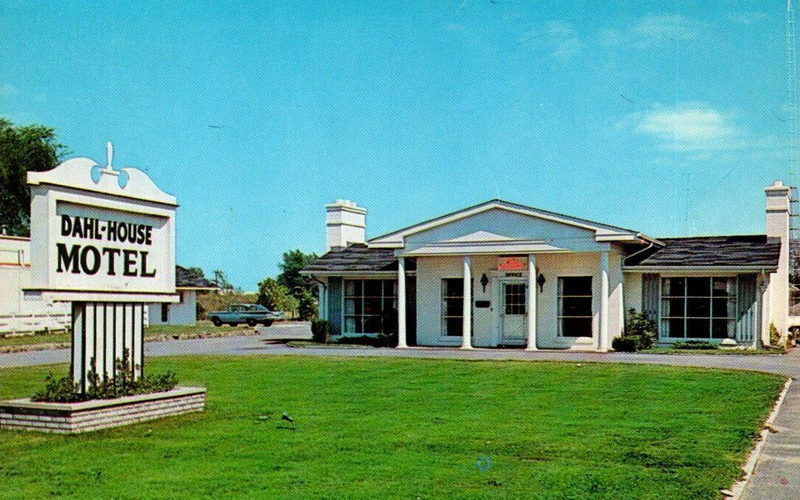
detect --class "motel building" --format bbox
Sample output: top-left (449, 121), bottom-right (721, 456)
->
top-left (302, 182), bottom-right (791, 351)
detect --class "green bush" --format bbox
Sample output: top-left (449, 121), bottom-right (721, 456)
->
top-left (32, 350), bottom-right (179, 403)
top-left (672, 340), bottom-right (718, 350)
top-left (311, 319), bottom-right (331, 343)
top-left (624, 309), bottom-right (657, 350)
top-left (297, 288), bottom-right (318, 320)
top-left (257, 278), bottom-right (298, 315)
top-left (31, 373), bottom-right (82, 403)
top-left (612, 336), bottom-right (638, 352)
top-left (769, 322), bottom-right (781, 347)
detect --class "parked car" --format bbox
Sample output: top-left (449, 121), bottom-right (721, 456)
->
top-left (208, 304), bottom-right (284, 327)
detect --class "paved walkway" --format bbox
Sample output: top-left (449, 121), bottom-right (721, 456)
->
top-left (0, 327), bottom-right (797, 498)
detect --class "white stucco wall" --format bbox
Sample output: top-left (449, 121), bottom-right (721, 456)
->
top-left (623, 273), bottom-right (643, 317)
top-left (147, 290), bottom-right (197, 325)
top-left (415, 250), bottom-right (622, 349)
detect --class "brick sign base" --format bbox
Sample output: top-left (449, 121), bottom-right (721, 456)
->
top-left (0, 386), bottom-right (205, 433)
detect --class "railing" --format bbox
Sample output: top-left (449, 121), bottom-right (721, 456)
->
top-left (0, 313), bottom-right (71, 335)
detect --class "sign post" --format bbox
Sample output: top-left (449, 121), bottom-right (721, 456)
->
top-left (25, 143), bottom-right (178, 392)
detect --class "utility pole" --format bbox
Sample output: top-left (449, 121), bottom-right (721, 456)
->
top-left (787, 0), bottom-right (799, 239)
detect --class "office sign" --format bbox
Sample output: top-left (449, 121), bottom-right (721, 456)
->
top-left (497, 256), bottom-right (527, 271)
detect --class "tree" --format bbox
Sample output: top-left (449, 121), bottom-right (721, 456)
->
top-left (277, 249), bottom-right (318, 298)
top-left (183, 267), bottom-right (206, 283)
top-left (257, 278), bottom-right (297, 313)
top-left (296, 288), bottom-right (317, 320)
top-left (0, 119), bottom-right (67, 235)
top-left (212, 269), bottom-right (234, 292)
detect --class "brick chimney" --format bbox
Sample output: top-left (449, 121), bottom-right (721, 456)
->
top-left (765, 181), bottom-right (791, 341)
top-left (326, 200), bottom-right (366, 251)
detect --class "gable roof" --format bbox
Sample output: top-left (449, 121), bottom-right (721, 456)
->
top-left (301, 244), bottom-right (416, 275)
top-left (624, 235), bottom-right (780, 269)
top-left (368, 199), bottom-right (658, 247)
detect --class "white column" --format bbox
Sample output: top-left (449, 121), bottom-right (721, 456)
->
top-left (599, 252), bottom-right (609, 352)
top-left (397, 258), bottom-right (408, 348)
top-left (461, 256), bottom-right (473, 349)
top-left (526, 254), bottom-right (538, 351)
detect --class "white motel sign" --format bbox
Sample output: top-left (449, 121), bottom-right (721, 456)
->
top-left (25, 144), bottom-right (177, 391)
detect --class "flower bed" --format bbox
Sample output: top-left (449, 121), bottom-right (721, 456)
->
top-left (0, 386), bottom-right (205, 433)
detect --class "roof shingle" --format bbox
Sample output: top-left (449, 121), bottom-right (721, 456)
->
top-left (624, 235), bottom-right (780, 268)
top-left (302, 244), bottom-right (415, 274)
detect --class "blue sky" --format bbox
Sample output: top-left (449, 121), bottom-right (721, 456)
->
top-left (1, 1), bottom-right (792, 290)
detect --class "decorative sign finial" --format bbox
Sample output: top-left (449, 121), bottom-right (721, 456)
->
top-left (106, 142), bottom-right (113, 170)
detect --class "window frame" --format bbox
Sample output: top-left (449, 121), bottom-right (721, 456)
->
top-left (557, 276), bottom-right (594, 338)
top-left (659, 276), bottom-right (738, 341)
top-left (440, 277), bottom-right (473, 338)
top-left (342, 279), bottom-right (397, 335)
top-left (503, 282), bottom-right (527, 316)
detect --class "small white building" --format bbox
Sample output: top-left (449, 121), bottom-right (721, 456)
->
top-left (0, 235), bottom-right (70, 334)
top-left (147, 266), bottom-right (217, 326)
top-left (303, 184), bottom-right (790, 351)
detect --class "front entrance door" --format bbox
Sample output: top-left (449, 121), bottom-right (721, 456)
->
top-left (501, 282), bottom-right (527, 344)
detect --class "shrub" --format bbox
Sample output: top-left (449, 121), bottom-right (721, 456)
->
top-left (297, 288), bottom-right (318, 320)
top-left (376, 331), bottom-right (398, 347)
top-left (625, 309), bottom-right (656, 350)
top-left (769, 322), bottom-right (781, 347)
top-left (311, 319), bottom-right (331, 343)
top-left (31, 350), bottom-right (179, 403)
top-left (612, 336), bottom-right (638, 352)
top-left (257, 278), bottom-right (298, 315)
top-left (672, 340), bottom-right (718, 350)
top-left (32, 373), bottom-right (83, 403)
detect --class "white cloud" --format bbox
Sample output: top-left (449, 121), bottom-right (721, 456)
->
top-left (517, 21), bottom-right (582, 59)
top-left (637, 105), bottom-right (738, 147)
top-left (602, 14), bottom-right (709, 48)
top-left (618, 102), bottom-right (776, 153)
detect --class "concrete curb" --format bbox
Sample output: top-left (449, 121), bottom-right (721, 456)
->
top-left (727, 377), bottom-right (794, 499)
top-left (0, 328), bottom-right (261, 354)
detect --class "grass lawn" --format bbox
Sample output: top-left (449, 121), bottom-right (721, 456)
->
top-left (0, 321), bottom-right (253, 349)
top-left (0, 357), bottom-right (785, 499)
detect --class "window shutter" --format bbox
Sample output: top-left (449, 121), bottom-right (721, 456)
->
top-left (642, 273), bottom-right (660, 333)
top-left (328, 278), bottom-right (343, 336)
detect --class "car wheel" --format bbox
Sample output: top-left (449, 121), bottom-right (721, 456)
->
top-left (263, 320), bottom-right (274, 327)
top-left (212, 318), bottom-right (222, 327)
top-left (247, 319), bottom-right (257, 327)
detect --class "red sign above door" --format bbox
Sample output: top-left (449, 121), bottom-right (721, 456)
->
top-left (497, 256), bottom-right (527, 271)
